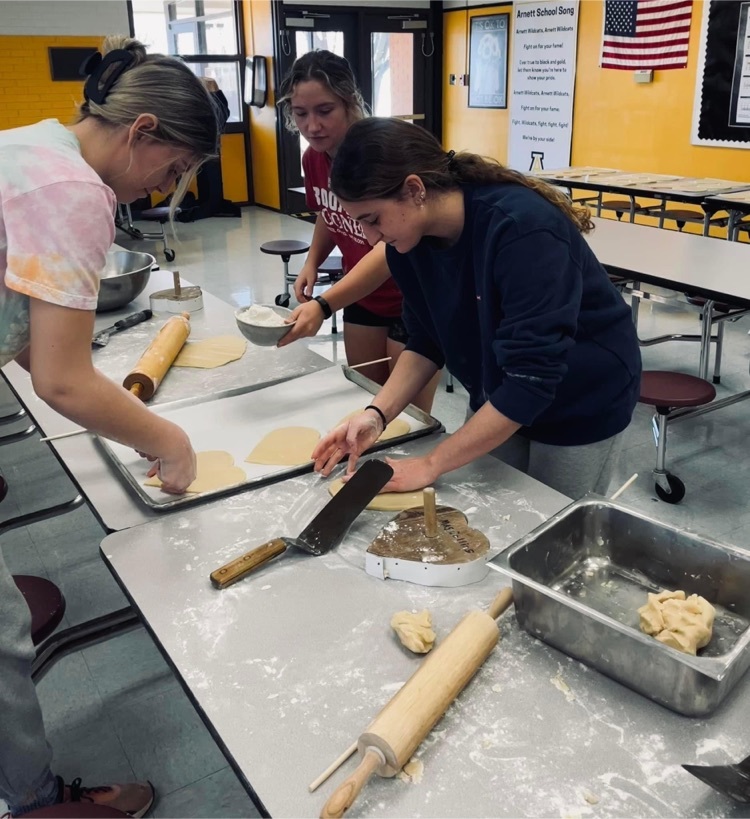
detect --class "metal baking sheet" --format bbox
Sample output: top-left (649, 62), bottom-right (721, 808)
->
top-left (96, 366), bottom-right (442, 511)
top-left (491, 497), bottom-right (750, 716)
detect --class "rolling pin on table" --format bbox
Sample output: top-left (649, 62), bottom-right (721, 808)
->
top-left (122, 311), bottom-right (191, 400)
top-left (321, 587), bottom-right (514, 817)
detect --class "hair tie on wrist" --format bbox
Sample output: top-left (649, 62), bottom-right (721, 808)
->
top-left (365, 404), bottom-right (387, 431)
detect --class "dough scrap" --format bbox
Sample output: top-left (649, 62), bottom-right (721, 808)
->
top-left (329, 477), bottom-right (423, 511)
top-left (391, 609), bottom-right (436, 654)
top-left (397, 758), bottom-right (424, 784)
top-left (334, 409), bottom-right (411, 442)
top-left (145, 450), bottom-right (246, 494)
top-left (638, 589), bottom-right (715, 655)
top-left (173, 336), bottom-right (247, 368)
top-left (245, 426), bottom-right (321, 466)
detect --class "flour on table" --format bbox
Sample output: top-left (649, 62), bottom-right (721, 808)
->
top-left (245, 427), bottom-right (321, 466)
top-left (145, 450), bottom-right (246, 493)
top-left (173, 335), bottom-right (247, 368)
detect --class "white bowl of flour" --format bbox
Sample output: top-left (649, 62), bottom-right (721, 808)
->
top-left (235, 304), bottom-right (296, 347)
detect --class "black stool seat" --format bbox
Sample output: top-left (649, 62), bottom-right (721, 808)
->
top-left (15, 575), bottom-right (66, 645)
top-left (317, 255), bottom-right (343, 281)
top-left (639, 371), bottom-right (716, 408)
top-left (139, 206), bottom-right (172, 222)
top-left (260, 239), bottom-right (310, 258)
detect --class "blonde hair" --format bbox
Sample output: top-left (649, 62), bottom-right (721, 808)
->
top-left (78, 36), bottom-right (221, 216)
top-left (331, 118), bottom-right (594, 234)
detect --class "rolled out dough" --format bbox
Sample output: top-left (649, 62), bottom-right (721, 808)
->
top-left (638, 589), bottom-right (716, 655)
top-left (334, 409), bottom-right (411, 442)
top-left (328, 477), bottom-right (423, 511)
top-left (391, 609), bottom-right (436, 654)
top-left (144, 450), bottom-right (247, 494)
top-left (173, 335), bottom-right (247, 368)
top-left (245, 426), bottom-right (321, 466)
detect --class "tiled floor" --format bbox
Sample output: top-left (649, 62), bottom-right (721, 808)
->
top-left (1, 208), bottom-right (749, 817)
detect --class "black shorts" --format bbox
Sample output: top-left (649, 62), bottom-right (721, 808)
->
top-left (343, 302), bottom-right (408, 344)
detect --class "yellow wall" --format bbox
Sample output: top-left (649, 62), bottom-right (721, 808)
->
top-left (243, 0), bottom-right (280, 210)
top-left (443, 5), bottom-right (512, 160)
top-left (0, 35), bottom-right (101, 128)
top-left (0, 34), bottom-right (249, 205)
top-left (443, 2), bottom-right (750, 181)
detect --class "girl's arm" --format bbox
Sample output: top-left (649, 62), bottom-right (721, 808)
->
top-left (27, 298), bottom-right (195, 493)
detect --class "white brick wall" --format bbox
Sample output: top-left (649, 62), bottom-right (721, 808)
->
top-left (0, 0), bottom-right (129, 35)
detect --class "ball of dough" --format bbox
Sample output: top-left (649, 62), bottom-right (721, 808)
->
top-left (637, 589), bottom-right (715, 655)
top-left (390, 609), bottom-right (436, 654)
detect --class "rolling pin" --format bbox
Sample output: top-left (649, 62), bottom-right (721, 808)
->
top-left (320, 587), bottom-right (514, 818)
top-left (122, 311), bottom-right (191, 401)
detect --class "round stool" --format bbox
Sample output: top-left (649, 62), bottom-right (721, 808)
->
top-left (260, 240), bottom-right (310, 308)
top-left (14, 575), bottom-right (66, 645)
top-left (638, 371), bottom-right (716, 504)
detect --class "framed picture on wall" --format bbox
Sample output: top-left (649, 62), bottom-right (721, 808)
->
top-left (468, 14), bottom-right (509, 109)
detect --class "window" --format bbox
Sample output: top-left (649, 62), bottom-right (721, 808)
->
top-left (130, 0), bottom-right (244, 130)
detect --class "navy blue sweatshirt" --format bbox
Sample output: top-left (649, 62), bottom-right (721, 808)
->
top-left (385, 184), bottom-right (641, 446)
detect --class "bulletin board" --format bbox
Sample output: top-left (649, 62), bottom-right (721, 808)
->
top-left (692, 0), bottom-right (750, 148)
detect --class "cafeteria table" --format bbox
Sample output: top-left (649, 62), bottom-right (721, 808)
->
top-left (101, 441), bottom-right (750, 818)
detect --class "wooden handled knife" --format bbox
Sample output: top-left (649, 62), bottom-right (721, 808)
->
top-left (210, 459), bottom-right (393, 590)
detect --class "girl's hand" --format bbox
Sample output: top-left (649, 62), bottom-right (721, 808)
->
top-left (276, 301), bottom-right (325, 347)
top-left (312, 412), bottom-right (382, 476)
top-left (379, 455), bottom-right (441, 494)
top-left (145, 431), bottom-right (197, 494)
top-left (293, 264), bottom-right (319, 303)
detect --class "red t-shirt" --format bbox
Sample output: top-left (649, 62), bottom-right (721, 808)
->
top-left (303, 147), bottom-right (402, 318)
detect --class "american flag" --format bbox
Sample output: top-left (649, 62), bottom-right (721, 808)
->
top-left (601, 0), bottom-right (693, 70)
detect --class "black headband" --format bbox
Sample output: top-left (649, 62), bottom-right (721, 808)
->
top-left (80, 49), bottom-right (135, 105)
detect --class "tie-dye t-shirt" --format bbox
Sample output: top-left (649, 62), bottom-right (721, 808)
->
top-left (0, 119), bottom-right (116, 366)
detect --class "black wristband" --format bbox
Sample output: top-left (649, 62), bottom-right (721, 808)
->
top-left (365, 404), bottom-right (387, 431)
top-left (313, 295), bottom-right (332, 319)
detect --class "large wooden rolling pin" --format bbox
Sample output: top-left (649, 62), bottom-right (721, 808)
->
top-left (320, 587), bottom-right (514, 818)
top-left (122, 311), bottom-right (191, 400)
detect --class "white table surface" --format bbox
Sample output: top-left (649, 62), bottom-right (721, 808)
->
top-left (585, 217), bottom-right (750, 305)
top-left (2, 269), bottom-right (332, 531)
top-left (101, 438), bottom-right (750, 818)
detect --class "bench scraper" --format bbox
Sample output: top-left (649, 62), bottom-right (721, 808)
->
top-left (682, 753), bottom-right (750, 803)
top-left (210, 459), bottom-right (393, 590)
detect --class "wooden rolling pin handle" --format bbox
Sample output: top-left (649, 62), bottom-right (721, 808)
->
top-left (129, 382), bottom-right (144, 400)
top-left (172, 270), bottom-right (182, 297)
top-left (320, 748), bottom-right (384, 819)
top-left (487, 587), bottom-right (514, 621)
top-left (210, 538), bottom-right (287, 590)
top-left (423, 487), bottom-right (437, 538)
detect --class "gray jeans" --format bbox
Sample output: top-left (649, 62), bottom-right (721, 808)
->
top-left (466, 408), bottom-right (624, 499)
top-left (488, 432), bottom-right (624, 499)
top-left (0, 544), bottom-right (56, 813)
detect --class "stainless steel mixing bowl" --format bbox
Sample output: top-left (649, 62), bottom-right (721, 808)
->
top-left (97, 250), bottom-right (155, 313)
